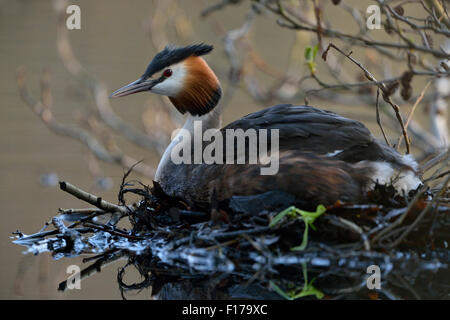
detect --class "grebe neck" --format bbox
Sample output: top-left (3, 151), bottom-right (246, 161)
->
top-left (154, 104), bottom-right (222, 181)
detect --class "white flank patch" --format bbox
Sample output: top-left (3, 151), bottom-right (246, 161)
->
top-left (364, 161), bottom-right (422, 194)
top-left (401, 154), bottom-right (419, 171)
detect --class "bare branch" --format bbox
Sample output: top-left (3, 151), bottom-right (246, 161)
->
top-left (322, 43), bottom-right (411, 154)
top-left (376, 88), bottom-right (391, 146)
top-left (396, 80), bottom-right (432, 148)
top-left (54, 0), bottom-right (166, 154)
top-left (263, 0), bottom-right (450, 59)
top-left (58, 181), bottom-right (130, 214)
top-left (17, 68), bottom-right (156, 178)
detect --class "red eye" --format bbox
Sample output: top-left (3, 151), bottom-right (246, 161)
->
top-left (163, 69), bottom-right (173, 77)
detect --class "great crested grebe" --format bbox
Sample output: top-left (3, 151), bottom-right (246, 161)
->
top-left (111, 43), bottom-right (422, 207)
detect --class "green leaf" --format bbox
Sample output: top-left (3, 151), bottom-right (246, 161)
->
top-left (293, 278), bottom-right (325, 299)
top-left (304, 47), bottom-right (313, 61)
top-left (269, 281), bottom-right (294, 300)
top-left (304, 44), bottom-right (320, 74)
top-left (269, 279), bottom-right (324, 300)
top-left (269, 204), bottom-right (326, 250)
top-left (270, 263), bottom-right (324, 300)
top-left (290, 224), bottom-right (309, 251)
top-left (312, 44), bottom-right (319, 58)
top-left (298, 204), bottom-right (326, 228)
top-left (269, 205), bottom-right (296, 227)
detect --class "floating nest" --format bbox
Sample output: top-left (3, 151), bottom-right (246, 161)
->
top-left (12, 166), bottom-right (450, 300)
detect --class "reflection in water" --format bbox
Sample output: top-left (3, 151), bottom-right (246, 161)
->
top-left (13, 176), bottom-right (450, 300)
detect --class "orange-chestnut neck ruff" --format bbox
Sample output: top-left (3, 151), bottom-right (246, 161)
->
top-left (169, 56), bottom-right (222, 116)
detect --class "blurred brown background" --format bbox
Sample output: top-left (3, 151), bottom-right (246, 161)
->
top-left (0, 0), bottom-right (447, 299)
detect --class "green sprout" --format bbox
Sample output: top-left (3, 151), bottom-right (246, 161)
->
top-left (269, 263), bottom-right (324, 300)
top-left (269, 204), bottom-right (326, 251)
top-left (304, 44), bottom-right (319, 74)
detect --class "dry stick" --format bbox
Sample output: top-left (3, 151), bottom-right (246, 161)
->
top-left (247, 1), bottom-right (443, 151)
top-left (396, 80), bottom-right (432, 149)
top-left (376, 225), bottom-right (410, 246)
top-left (58, 250), bottom-right (126, 292)
top-left (246, 0), bottom-right (447, 105)
top-left (325, 215), bottom-right (370, 251)
top-left (83, 223), bottom-right (145, 241)
top-left (58, 208), bottom-right (104, 215)
top-left (304, 70), bottom-right (449, 95)
top-left (370, 185), bottom-right (429, 245)
top-left (322, 43), bottom-right (411, 154)
top-left (387, 175), bottom-right (450, 249)
top-left (64, 210), bottom-right (114, 230)
top-left (404, 81), bottom-right (432, 130)
top-left (197, 226), bottom-right (271, 241)
top-left (13, 227), bottom-right (92, 243)
top-left (59, 181), bottom-right (129, 215)
top-left (424, 169), bottom-right (450, 182)
top-left (271, 1), bottom-right (450, 59)
top-left (420, 0), bottom-right (444, 27)
top-left (385, 2), bottom-right (450, 36)
top-left (420, 148), bottom-right (450, 173)
top-left (312, 0), bottom-right (323, 50)
top-left (424, 0), bottom-right (450, 28)
top-left (375, 88), bottom-right (391, 147)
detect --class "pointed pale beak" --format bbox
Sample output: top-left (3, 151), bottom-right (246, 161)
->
top-left (110, 77), bottom-right (160, 98)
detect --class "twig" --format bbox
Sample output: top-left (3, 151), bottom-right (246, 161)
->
top-left (387, 175), bottom-right (449, 248)
top-left (58, 208), bottom-right (104, 215)
top-left (420, 148), bottom-right (450, 173)
top-left (197, 226), bottom-right (271, 241)
top-left (266, 0), bottom-right (450, 59)
top-left (58, 250), bottom-right (126, 291)
top-left (385, 2), bottom-right (450, 36)
top-left (375, 88), bottom-right (391, 146)
top-left (396, 80), bottom-right (432, 149)
top-left (322, 43), bottom-right (411, 154)
top-left (325, 215), bottom-right (371, 251)
top-left (59, 181), bottom-right (129, 214)
top-left (83, 223), bottom-right (145, 241)
top-left (423, 169), bottom-right (450, 182)
top-left (371, 185), bottom-right (428, 245)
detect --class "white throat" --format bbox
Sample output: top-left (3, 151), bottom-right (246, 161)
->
top-left (154, 106), bottom-right (222, 181)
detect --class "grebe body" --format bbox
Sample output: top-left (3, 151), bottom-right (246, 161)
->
top-left (111, 44), bottom-right (421, 207)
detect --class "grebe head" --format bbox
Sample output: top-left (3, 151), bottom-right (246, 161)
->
top-left (111, 43), bottom-right (221, 116)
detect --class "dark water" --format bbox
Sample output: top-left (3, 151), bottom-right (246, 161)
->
top-left (12, 185), bottom-right (450, 300)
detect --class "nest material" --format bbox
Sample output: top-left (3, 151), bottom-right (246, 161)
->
top-left (12, 170), bottom-right (450, 300)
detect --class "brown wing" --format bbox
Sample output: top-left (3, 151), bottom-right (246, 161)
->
top-left (223, 104), bottom-right (372, 153)
top-left (221, 104), bottom-right (405, 166)
top-left (208, 151), bottom-right (373, 209)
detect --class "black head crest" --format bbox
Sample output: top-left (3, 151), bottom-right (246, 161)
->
top-left (142, 43), bottom-right (214, 78)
